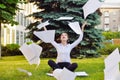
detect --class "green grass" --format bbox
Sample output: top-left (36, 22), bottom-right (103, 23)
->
top-left (0, 56), bottom-right (106, 80)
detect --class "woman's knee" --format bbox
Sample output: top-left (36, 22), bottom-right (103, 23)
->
top-left (72, 63), bottom-right (78, 68)
top-left (48, 60), bottom-right (55, 65)
top-left (67, 63), bottom-right (78, 72)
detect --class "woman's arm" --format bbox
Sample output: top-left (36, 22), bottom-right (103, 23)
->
top-left (51, 41), bottom-right (58, 48)
top-left (81, 21), bottom-right (87, 32)
top-left (70, 21), bottom-right (87, 49)
top-left (70, 33), bottom-right (83, 49)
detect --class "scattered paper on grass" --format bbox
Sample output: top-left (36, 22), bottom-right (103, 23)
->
top-left (58, 68), bottom-right (77, 80)
top-left (17, 68), bottom-right (32, 76)
top-left (46, 73), bottom-right (54, 77)
top-left (47, 71), bottom-right (88, 77)
top-left (48, 68), bottom-right (88, 80)
top-left (53, 69), bottom-right (63, 79)
top-left (75, 72), bottom-right (88, 76)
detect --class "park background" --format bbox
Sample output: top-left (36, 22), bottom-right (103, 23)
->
top-left (0, 0), bottom-right (120, 80)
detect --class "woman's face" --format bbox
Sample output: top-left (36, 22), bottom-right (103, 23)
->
top-left (60, 33), bottom-right (68, 42)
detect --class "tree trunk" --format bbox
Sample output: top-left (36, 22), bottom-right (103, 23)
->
top-left (0, 22), bottom-right (1, 58)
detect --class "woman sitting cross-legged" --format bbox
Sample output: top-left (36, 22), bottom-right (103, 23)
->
top-left (48, 22), bottom-right (87, 72)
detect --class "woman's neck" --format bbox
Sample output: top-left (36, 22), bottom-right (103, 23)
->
top-left (61, 41), bottom-right (67, 46)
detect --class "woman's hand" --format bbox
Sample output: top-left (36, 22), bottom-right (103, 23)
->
top-left (81, 21), bottom-right (87, 32)
top-left (43, 27), bottom-right (47, 31)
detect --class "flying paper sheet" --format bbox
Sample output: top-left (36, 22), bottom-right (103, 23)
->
top-left (33, 30), bottom-right (55, 43)
top-left (104, 48), bottom-right (120, 70)
top-left (104, 64), bottom-right (120, 80)
top-left (55, 17), bottom-right (74, 20)
top-left (19, 43), bottom-right (42, 65)
top-left (37, 21), bottom-right (50, 29)
top-left (83, 0), bottom-right (103, 19)
top-left (68, 22), bottom-right (82, 34)
top-left (53, 68), bottom-right (77, 80)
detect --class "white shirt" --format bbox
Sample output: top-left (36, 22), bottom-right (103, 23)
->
top-left (51, 33), bottom-right (83, 63)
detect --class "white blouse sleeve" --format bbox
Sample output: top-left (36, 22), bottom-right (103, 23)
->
top-left (51, 41), bottom-right (58, 48)
top-left (70, 33), bottom-right (83, 49)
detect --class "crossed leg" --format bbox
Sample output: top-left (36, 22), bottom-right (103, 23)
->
top-left (48, 60), bottom-right (78, 72)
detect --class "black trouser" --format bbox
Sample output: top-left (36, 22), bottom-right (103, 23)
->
top-left (48, 60), bottom-right (78, 72)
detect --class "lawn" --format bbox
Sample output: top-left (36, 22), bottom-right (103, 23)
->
top-left (0, 56), bottom-right (105, 80)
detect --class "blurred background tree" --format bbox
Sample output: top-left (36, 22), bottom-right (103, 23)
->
top-left (0, 0), bottom-right (19, 58)
top-left (26, 0), bottom-right (104, 58)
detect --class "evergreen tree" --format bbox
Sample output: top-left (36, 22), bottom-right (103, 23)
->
top-left (26, 0), bottom-right (104, 57)
top-left (0, 0), bottom-right (19, 58)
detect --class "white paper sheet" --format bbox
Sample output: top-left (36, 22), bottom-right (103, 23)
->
top-left (104, 64), bottom-right (120, 80)
top-left (52, 68), bottom-right (76, 80)
top-left (53, 69), bottom-right (62, 79)
top-left (68, 22), bottom-right (82, 34)
top-left (46, 73), bottom-right (54, 77)
top-left (33, 30), bottom-right (55, 43)
top-left (37, 21), bottom-right (50, 29)
top-left (47, 71), bottom-right (88, 77)
top-left (17, 68), bottom-right (32, 76)
top-left (55, 17), bottom-right (74, 20)
top-left (59, 68), bottom-right (77, 80)
top-left (104, 48), bottom-right (120, 70)
top-left (83, 0), bottom-right (103, 19)
top-left (19, 43), bottom-right (42, 65)
top-left (104, 48), bottom-right (120, 80)
top-left (75, 72), bottom-right (88, 76)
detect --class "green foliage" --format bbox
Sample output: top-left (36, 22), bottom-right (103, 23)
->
top-left (0, 4), bottom-right (6, 9)
top-left (26, 41), bottom-right (33, 45)
top-left (1, 44), bottom-right (22, 56)
top-left (98, 44), bottom-right (120, 55)
top-left (102, 31), bottom-right (120, 40)
top-left (26, 0), bottom-right (104, 57)
top-left (0, 0), bottom-right (19, 58)
top-left (0, 0), bottom-right (19, 25)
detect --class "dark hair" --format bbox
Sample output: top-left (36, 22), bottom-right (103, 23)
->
top-left (55, 32), bottom-right (69, 43)
top-left (60, 32), bottom-right (69, 38)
